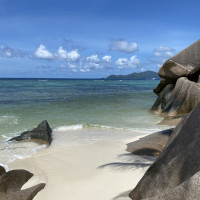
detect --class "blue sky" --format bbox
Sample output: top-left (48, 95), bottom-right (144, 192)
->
top-left (0, 0), bottom-right (200, 78)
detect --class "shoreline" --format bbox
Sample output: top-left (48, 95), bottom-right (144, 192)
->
top-left (8, 135), bottom-right (153, 200)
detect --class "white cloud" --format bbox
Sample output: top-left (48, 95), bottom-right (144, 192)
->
top-left (116, 55), bottom-right (141, 69)
top-left (80, 68), bottom-right (91, 72)
top-left (153, 46), bottom-right (175, 58)
top-left (154, 46), bottom-right (175, 52)
top-left (116, 58), bottom-right (128, 66)
top-left (57, 46), bottom-right (80, 61)
top-left (86, 55), bottom-right (100, 63)
top-left (129, 55), bottom-right (141, 67)
top-left (35, 44), bottom-right (54, 59)
top-left (109, 39), bottom-right (138, 53)
top-left (0, 45), bottom-right (23, 58)
top-left (102, 55), bottom-right (111, 63)
top-left (57, 46), bottom-right (68, 59)
top-left (151, 46), bottom-right (176, 67)
top-left (67, 49), bottom-right (80, 61)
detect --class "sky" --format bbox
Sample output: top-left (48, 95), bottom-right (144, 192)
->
top-left (0, 0), bottom-right (200, 78)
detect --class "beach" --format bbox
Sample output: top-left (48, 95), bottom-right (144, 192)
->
top-left (0, 79), bottom-right (167, 199)
top-left (8, 130), bottom-right (154, 200)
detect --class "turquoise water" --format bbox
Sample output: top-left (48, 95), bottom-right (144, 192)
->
top-left (0, 79), bottom-right (162, 138)
top-left (0, 79), bottom-right (166, 165)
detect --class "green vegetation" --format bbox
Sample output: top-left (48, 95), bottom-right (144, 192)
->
top-left (106, 71), bottom-right (159, 80)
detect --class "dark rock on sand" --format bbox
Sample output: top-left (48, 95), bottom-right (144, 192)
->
top-left (0, 166), bottom-right (6, 176)
top-left (9, 120), bottom-right (52, 145)
top-left (159, 39), bottom-right (200, 81)
top-left (0, 166), bottom-right (45, 200)
top-left (129, 102), bottom-right (200, 200)
top-left (126, 128), bottom-right (173, 156)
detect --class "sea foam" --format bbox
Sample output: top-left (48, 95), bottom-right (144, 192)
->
top-left (54, 124), bottom-right (84, 131)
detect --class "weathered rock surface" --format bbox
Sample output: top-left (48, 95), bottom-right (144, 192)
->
top-left (159, 39), bottom-right (200, 81)
top-left (152, 77), bottom-right (200, 117)
top-left (9, 120), bottom-right (52, 145)
top-left (151, 84), bottom-right (174, 113)
top-left (153, 78), bottom-right (175, 94)
top-left (0, 166), bottom-right (45, 200)
top-left (158, 116), bottom-right (184, 126)
top-left (0, 166), bottom-right (6, 176)
top-left (126, 128), bottom-right (173, 156)
top-left (162, 77), bottom-right (200, 116)
top-left (151, 39), bottom-right (200, 122)
top-left (143, 171), bottom-right (200, 200)
top-left (129, 102), bottom-right (200, 200)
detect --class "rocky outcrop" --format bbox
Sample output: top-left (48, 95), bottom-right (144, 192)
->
top-left (151, 84), bottom-right (174, 113)
top-left (143, 171), bottom-right (200, 200)
top-left (126, 128), bottom-right (173, 156)
top-left (159, 39), bottom-right (200, 82)
top-left (152, 77), bottom-right (200, 117)
top-left (0, 166), bottom-right (45, 200)
top-left (151, 39), bottom-right (200, 123)
top-left (129, 102), bottom-right (200, 200)
top-left (153, 78), bottom-right (175, 94)
top-left (9, 120), bottom-right (52, 145)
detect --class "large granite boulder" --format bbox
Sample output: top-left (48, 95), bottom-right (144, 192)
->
top-left (126, 128), bottom-right (173, 156)
top-left (151, 84), bottom-right (174, 114)
top-left (158, 116), bottom-right (184, 126)
top-left (153, 78), bottom-right (175, 94)
top-left (151, 77), bottom-right (200, 117)
top-left (9, 120), bottom-right (52, 145)
top-left (143, 171), bottom-right (200, 200)
top-left (159, 39), bottom-right (200, 81)
top-left (161, 77), bottom-right (200, 116)
top-left (129, 102), bottom-right (200, 200)
top-left (0, 166), bottom-right (6, 176)
top-left (0, 166), bottom-right (45, 200)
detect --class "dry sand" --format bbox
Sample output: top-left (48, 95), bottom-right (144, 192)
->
top-left (8, 136), bottom-right (154, 200)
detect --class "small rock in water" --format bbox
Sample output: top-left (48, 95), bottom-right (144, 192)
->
top-left (9, 120), bottom-right (52, 146)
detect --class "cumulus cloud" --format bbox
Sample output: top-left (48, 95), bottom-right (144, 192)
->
top-left (86, 55), bottom-right (100, 63)
top-left (0, 45), bottom-right (23, 58)
top-left (116, 58), bottom-right (128, 66)
top-left (57, 46), bottom-right (80, 61)
top-left (153, 46), bottom-right (175, 58)
top-left (80, 68), bottom-right (91, 72)
top-left (35, 44), bottom-right (54, 59)
top-left (116, 55), bottom-right (141, 69)
top-left (102, 55), bottom-right (111, 63)
top-left (109, 39), bottom-right (138, 53)
top-left (151, 46), bottom-right (176, 67)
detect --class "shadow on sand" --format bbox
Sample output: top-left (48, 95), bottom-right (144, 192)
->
top-left (112, 190), bottom-right (131, 200)
top-left (98, 153), bottom-right (156, 171)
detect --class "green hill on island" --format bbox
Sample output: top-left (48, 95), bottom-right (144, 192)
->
top-left (106, 70), bottom-right (159, 80)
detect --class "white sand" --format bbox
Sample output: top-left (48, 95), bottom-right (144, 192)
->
top-left (8, 136), bottom-right (153, 200)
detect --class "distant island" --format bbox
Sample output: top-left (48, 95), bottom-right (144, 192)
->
top-left (106, 70), bottom-right (159, 80)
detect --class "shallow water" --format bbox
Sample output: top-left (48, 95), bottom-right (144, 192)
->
top-left (0, 79), bottom-right (166, 166)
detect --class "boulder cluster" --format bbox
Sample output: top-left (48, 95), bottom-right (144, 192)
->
top-left (129, 101), bottom-right (200, 200)
top-left (151, 39), bottom-right (200, 124)
top-left (129, 39), bottom-right (200, 199)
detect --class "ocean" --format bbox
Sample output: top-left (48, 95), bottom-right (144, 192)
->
top-left (0, 79), bottom-right (166, 167)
